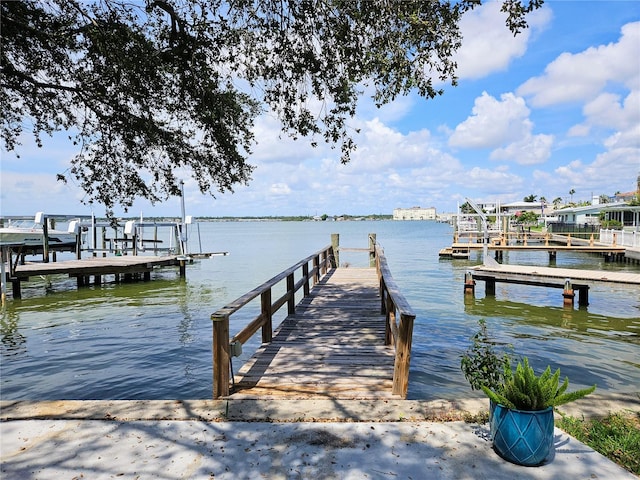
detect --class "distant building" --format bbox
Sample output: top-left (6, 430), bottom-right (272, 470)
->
top-left (499, 201), bottom-right (547, 215)
top-left (393, 206), bottom-right (436, 220)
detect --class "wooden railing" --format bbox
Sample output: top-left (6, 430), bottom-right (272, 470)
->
top-left (209, 235), bottom-right (416, 399)
top-left (210, 244), bottom-right (336, 398)
top-left (375, 243), bottom-right (416, 398)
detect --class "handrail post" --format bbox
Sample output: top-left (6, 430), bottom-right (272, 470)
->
top-left (313, 255), bottom-right (320, 284)
top-left (303, 262), bottom-right (310, 296)
top-left (368, 233), bottom-right (376, 267)
top-left (287, 272), bottom-right (295, 314)
top-left (212, 312), bottom-right (230, 398)
top-left (392, 312), bottom-right (416, 398)
top-left (331, 234), bottom-right (339, 267)
top-left (385, 292), bottom-right (393, 346)
top-left (261, 289), bottom-right (273, 343)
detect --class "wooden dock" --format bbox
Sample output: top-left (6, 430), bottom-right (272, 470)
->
top-left (440, 232), bottom-right (627, 261)
top-left (4, 255), bottom-right (184, 298)
top-left (471, 263), bottom-right (640, 285)
top-left (231, 268), bottom-right (396, 399)
top-left (466, 263), bottom-right (640, 306)
top-left (211, 234), bottom-right (416, 400)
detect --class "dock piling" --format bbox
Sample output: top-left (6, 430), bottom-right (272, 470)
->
top-left (464, 271), bottom-right (475, 295)
top-left (563, 278), bottom-right (575, 306)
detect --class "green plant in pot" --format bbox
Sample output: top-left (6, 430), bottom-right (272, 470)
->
top-left (460, 319), bottom-right (512, 407)
top-left (482, 357), bottom-right (596, 466)
top-left (460, 319), bottom-right (509, 445)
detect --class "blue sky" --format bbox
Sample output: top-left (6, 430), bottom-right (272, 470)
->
top-left (1, 0), bottom-right (639, 218)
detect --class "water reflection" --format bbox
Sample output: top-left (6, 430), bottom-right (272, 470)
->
top-left (0, 309), bottom-right (27, 356)
top-left (464, 296), bottom-right (640, 345)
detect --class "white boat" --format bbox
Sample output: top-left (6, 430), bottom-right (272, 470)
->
top-left (0, 225), bottom-right (77, 247)
top-left (0, 213), bottom-right (77, 248)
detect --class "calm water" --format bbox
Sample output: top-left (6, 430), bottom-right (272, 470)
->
top-left (1, 221), bottom-right (639, 400)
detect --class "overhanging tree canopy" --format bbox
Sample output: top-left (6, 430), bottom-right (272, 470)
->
top-left (1, 0), bottom-right (542, 214)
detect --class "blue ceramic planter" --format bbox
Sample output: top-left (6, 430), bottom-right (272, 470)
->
top-left (490, 404), bottom-right (554, 466)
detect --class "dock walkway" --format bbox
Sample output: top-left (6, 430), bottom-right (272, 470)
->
top-left (4, 255), bottom-right (183, 298)
top-left (230, 267), bottom-right (397, 399)
top-left (211, 235), bottom-right (415, 400)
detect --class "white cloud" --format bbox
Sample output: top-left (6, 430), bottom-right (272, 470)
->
top-left (454, 0), bottom-right (552, 80)
top-left (491, 133), bottom-right (554, 165)
top-left (541, 146), bottom-right (639, 199)
top-left (583, 90), bottom-right (640, 131)
top-left (449, 92), bottom-right (532, 148)
top-left (517, 21), bottom-right (640, 107)
top-left (567, 124), bottom-right (590, 138)
top-left (269, 182), bottom-right (291, 195)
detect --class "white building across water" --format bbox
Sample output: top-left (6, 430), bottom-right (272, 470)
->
top-left (393, 206), bottom-right (437, 220)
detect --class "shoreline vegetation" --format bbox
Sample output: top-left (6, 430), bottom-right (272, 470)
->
top-left (557, 411), bottom-right (640, 475)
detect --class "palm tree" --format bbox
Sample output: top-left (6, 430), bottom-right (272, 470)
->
top-left (523, 194), bottom-right (537, 202)
top-left (569, 188), bottom-right (575, 204)
top-left (553, 197), bottom-right (562, 209)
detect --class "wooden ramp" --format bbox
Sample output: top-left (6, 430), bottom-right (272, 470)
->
top-left (229, 267), bottom-right (398, 399)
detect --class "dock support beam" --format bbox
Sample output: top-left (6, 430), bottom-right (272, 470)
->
top-left (577, 286), bottom-right (589, 306)
top-left (485, 277), bottom-right (496, 296)
top-left (11, 280), bottom-right (21, 299)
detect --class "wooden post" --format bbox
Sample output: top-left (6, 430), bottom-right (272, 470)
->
top-left (42, 219), bottom-right (50, 263)
top-left (11, 279), bottom-right (21, 299)
top-left (303, 263), bottom-right (310, 296)
top-left (577, 286), bottom-right (589, 307)
top-left (369, 233), bottom-right (376, 267)
top-left (261, 289), bottom-right (273, 343)
top-left (313, 255), bottom-right (320, 284)
top-left (464, 271), bottom-right (475, 295)
top-left (331, 233), bottom-right (339, 267)
top-left (385, 293), bottom-right (395, 346)
top-left (485, 277), bottom-right (496, 296)
top-left (392, 312), bottom-right (415, 398)
top-left (383, 290), bottom-right (391, 345)
top-left (563, 278), bottom-right (575, 307)
top-left (0, 247), bottom-right (5, 306)
top-left (212, 313), bottom-right (230, 398)
top-left (287, 273), bottom-right (295, 314)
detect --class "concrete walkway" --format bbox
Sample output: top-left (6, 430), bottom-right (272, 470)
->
top-left (2, 398), bottom-right (638, 479)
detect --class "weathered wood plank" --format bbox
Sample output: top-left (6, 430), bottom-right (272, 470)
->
top-left (229, 267), bottom-right (401, 399)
